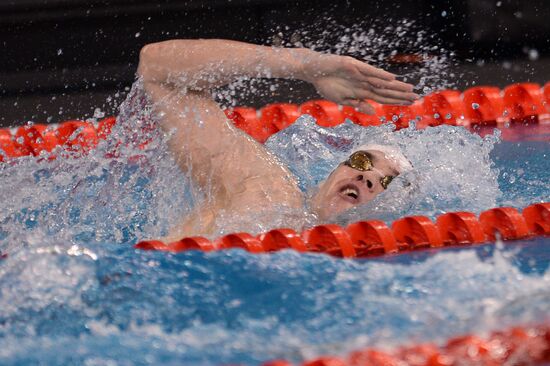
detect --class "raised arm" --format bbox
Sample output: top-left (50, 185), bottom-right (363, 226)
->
top-left (136, 39), bottom-right (417, 238)
top-left (138, 39), bottom-right (417, 112)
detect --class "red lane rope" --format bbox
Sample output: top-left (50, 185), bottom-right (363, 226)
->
top-left (0, 117), bottom-right (117, 162)
top-left (225, 81), bottom-right (550, 143)
top-left (135, 202), bottom-right (550, 258)
top-left (0, 82), bottom-right (549, 162)
top-left (260, 323), bottom-right (550, 366)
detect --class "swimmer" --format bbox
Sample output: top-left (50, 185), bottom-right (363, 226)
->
top-left (137, 39), bottom-right (418, 239)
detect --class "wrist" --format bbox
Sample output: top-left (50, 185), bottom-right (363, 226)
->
top-left (270, 47), bottom-right (318, 82)
top-left (294, 48), bottom-right (319, 83)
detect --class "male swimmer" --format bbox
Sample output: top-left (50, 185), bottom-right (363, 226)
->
top-left (137, 39), bottom-right (418, 240)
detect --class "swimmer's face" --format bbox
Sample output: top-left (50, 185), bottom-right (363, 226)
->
top-left (311, 150), bottom-right (400, 221)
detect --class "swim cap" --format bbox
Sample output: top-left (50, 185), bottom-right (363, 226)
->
top-left (355, 144), bottom-right (413, 173)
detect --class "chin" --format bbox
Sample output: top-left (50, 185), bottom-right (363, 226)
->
top-left (317, 197), bottom-right (352, 222)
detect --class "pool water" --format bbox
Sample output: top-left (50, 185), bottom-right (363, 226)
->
top-left (0, 87), bottom-right (548, 364)
top-left (0, 237), bottom-right (548, 365)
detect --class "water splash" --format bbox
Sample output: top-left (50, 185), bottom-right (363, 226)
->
top-left (0, 81), bottom-right (189, 253)
top-left (217, 19), bottom-right (457, 108)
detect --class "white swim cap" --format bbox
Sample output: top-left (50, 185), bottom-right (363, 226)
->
top-left (356, 144), bottom-right (413, 173)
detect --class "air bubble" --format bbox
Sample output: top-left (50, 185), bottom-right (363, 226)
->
top-left (471, 103), bottom-right (480, 110)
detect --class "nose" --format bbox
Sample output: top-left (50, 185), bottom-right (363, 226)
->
top-left (357, 172), bottom-right (382, 191)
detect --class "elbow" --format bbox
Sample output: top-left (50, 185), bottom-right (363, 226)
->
top-left (137, 43), bottom-right (159, 82)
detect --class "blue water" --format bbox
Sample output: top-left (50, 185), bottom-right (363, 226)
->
top-left (0, 109), bottom-right (548, 364)
top-left (0, 238), bottom-right (548, 365)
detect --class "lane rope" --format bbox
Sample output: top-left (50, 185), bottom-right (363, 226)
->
top-left (259, 323), bottom-right (550, 366)
top-left (1, 82), bottom-right (549, 161)
top-left (134, 202), bottom-right (550, 258)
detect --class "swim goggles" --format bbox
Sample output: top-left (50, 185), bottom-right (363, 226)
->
top-left (343, 150), bottom-right (395, 189)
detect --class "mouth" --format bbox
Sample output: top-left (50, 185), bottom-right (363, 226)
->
top-left (338, 183), bottom-right (360, 203)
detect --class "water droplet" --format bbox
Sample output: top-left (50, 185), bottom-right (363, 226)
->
top-left (441, 10), bottom-right (447, 17)
top-left (57, 49), bottom-right (63, 55)
top-left (434, 113), bottom-right (440, 119)
top-left (392, 115), bottom-right (399, 122)
top-left (471, 103), bottom-right (480, 110)
top-left (528, 49), bottom-right (539, 61)
top-left (135, 32), bottom-right (141, 38)
top-left (496, 1), bottom-right (502, 6)
top-left (445, 113), bottom-right (452, 119)
top-left (93, 108), bottom-right (105, 119)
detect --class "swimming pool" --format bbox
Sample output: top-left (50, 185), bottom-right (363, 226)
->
top-left (0, 83), bottom-right (548, 365)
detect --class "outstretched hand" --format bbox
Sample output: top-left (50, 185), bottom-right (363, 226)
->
top-left (302, 53), bottom-right (419, 114)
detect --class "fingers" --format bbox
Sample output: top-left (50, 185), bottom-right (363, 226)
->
top-left (367, 94), bottom-right (414, 105)
top-left (352, 88), bottom-right (417, 105)
top-left (349, 77), bottom-right (419, 104)
top-left (370, 87), bottom-right (419, 102)
top-left (348, 58), bottom-right (416, 93)
top-left (365, 77), bottom-right (415, 93)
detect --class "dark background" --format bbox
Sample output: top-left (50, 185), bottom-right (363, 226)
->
top-left (1, 0), bottom-right (549, 127)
